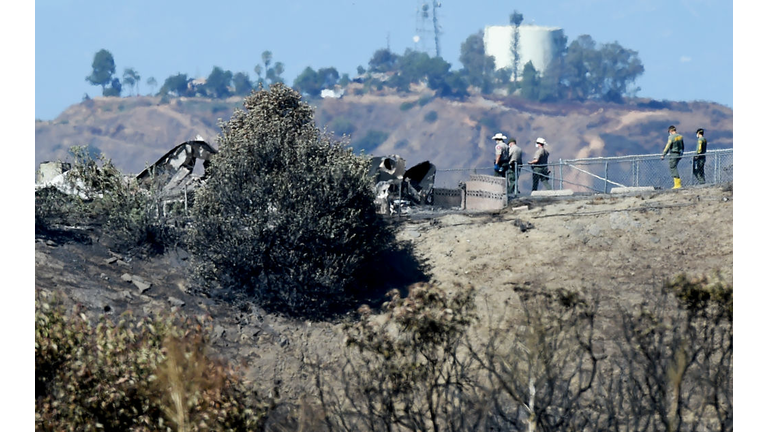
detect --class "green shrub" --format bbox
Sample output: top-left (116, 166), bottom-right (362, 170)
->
top-left (399, 101), bottom-right (416, 111)
top-left (394, 139), bottom-right (409, 149)
top-left (424, 110), bottom-right (438, 123)
top-left (188, 83), bottom-right (394, 319)
top-left (478, 115), bottom-right (498, 130)
top-left (329, 116), bottom-right (357, 136)
top-left (211, 103), bottom-right (229, 114)
top-left (35, 290), bottom-right (271, 431)
top-left (350, 129), bottom-right (389, 154)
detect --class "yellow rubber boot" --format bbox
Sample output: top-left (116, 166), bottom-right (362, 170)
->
top-left (673, 177), bottom-right (682, 189)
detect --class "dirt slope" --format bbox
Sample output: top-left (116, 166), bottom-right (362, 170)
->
top-left (35, 91), bottom-right (733, 177)
top-left (34, 183), bottom-right (733, 400)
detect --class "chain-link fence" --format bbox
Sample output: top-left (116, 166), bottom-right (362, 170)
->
top-left (434, 149), bottom-right (733, 194)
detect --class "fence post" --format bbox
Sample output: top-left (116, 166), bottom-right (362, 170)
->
top-left (715, 152), bottom-right (720, 184)
top-left (633, 159), bottom-right (638, 187)
top-left (604, 160), bottom-right (609, 193)
top-left (558, 159), bottom-right (563, 190)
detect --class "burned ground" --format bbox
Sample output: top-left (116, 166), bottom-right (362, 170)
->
top-left (34, 182), bottom-right (733, 407)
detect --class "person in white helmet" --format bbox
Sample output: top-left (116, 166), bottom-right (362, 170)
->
top-left (528, 137), bottom-right (552, 191)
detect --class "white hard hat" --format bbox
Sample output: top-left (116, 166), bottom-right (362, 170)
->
top-left (536, 137), bottom-right (548, 145)
top-left (492, 133), bottom-right (507, 141)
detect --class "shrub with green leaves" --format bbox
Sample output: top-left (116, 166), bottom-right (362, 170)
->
top-left (399, 101), bottom-right (416, 111)
top-left (188, 83), bottom-right (394, 318)
top-left (328, 116), bottom-right (357, 137)
top-left (35, 290), bottom-right (271, 431)
top-left (350, 129), bottom-right (389, 154)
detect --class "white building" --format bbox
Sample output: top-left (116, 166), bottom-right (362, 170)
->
top-left (483, 24), bottom-right (565, 80)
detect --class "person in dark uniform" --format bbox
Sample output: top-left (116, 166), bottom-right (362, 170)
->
top-left (492, 132), bottom-right (510, 179)
top-left (693, 128), bottom-right (707, 184)
top-left (507, 137), bottom-right (523, 196)
top-left (528, 137), bottom-right (552, 191)
top-left (661, 125), bottom-right (684, 189)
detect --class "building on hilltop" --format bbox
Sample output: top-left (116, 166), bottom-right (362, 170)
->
top-left (483, 24), bottom-right (566, 81)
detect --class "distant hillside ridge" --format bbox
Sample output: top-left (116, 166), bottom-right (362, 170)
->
top-left (35, 90), bottom-right (733, 176)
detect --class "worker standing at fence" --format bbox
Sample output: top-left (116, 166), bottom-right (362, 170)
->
top-left (508, 137), bottom-right (523, 196)
top-left (661, 125), bottom-right (685, 189)
top-left (493, 132), bottom-right (510, 179)
top-left (693, 128), bottom-right (707, 184)
top-left (528, 137), bottom-right (552, 191)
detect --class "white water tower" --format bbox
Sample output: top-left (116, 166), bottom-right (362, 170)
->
top-left (483, 24), bottom-right (565, 80)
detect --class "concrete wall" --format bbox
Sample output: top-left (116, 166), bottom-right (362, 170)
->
top-left (464, 175), bottom-right (506, 210)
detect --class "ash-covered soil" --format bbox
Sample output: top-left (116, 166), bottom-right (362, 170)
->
top-left (35, 183), bottom-right (733, 401)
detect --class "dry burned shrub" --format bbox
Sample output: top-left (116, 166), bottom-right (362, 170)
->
top-left (34, 291), bottom-right (271, 431)
top-left (469, 286), bottom-right (602, 432)
top-left (188, 83), bottom-right (394, 319)
top-left (298, 276), bottom-right (731, 432)
top-left (35, 186), bottom-right (81, 235)
top-left (594, 272), bottom-right (733, 432)
top-left (314, 282), bottom-right (486, 432)
top-left (34, 146), bottom-right (182, 254)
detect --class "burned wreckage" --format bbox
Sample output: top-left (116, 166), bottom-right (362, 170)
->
top-left (37, 138), bottom-right (435, 216)
top-left (35, 137), bottom-right (218, 213)
top-left (136, 148), bottom-right (436, 215)
top-left (134, 145), bottom-right (436, 216)
top-left (368, 155), bottom-right (436, 215)
top-left (133, 145), bottom-right (436, 215)
top-left (135, 137), bottom-right (217, 197)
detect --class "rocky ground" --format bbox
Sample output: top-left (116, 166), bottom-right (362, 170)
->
top-left (34, 182), bottom-right (733, 401)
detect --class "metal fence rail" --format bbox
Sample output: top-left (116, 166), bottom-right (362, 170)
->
top-left (434, 149), bottom-right (733, 194)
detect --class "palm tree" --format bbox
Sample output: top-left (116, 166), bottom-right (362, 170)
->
top-left (123, 68), bottom-right (141, 96)
top-left (509, 11), bottom-right (524, 82)
top-left (146, 77), bottom-right (158, 95)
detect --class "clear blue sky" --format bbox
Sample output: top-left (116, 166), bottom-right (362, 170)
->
top-left (34, 0), bottom-right (735, 120)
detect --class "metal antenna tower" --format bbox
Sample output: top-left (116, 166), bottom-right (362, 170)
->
top-left (432, 1), bottom-right (442, 58)
top-left (413, 1), bottom-right (443, 57)
top-left (414, 1), bottom-right (430, 53)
